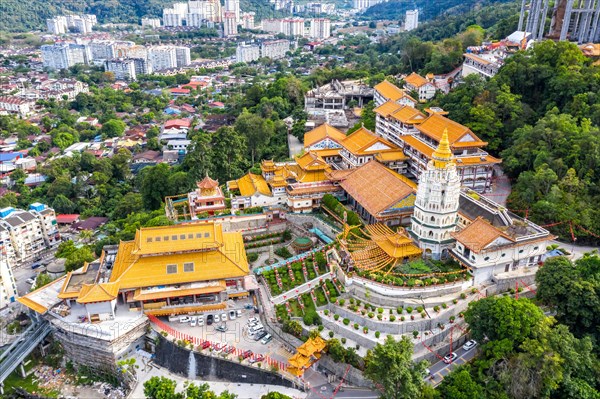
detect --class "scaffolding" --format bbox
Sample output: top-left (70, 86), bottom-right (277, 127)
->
top-left (165, 194), bottom-right (193, 222)
top-left (520, 0), bottom-right (600, 42)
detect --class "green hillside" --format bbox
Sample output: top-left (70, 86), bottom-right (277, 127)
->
top-left (0, 0), bottom-right (277, 32)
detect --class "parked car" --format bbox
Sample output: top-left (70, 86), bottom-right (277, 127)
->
top-left (229, 310), bottom-right (236, 320)
top-left (190, 316), bottom-right (197, 327)
top-left (242, 350), bottom-right (253, 359)
top-left (254, 331), bottom-right (268, 341)
top-left (179, 316), bottom-right (191, 323)
top-left (236, 309), bottom-right (242, 317)
top-left (462, 340), bottom-right (477, 351)
top-left (443, 352), bottom-right (458, 364)
top-left (201, 341), bottom-right (211, 350)
top-left (220, 312), bottom-right (227, 321)
top-left (260, 334), bottom-right (272, 345)
top-left (214, 314), bottom-right (220, 323)
top-left (31, 262), bottom-right (42, 270)
top-left (215, 324), bottom-right (228, 332)
top-left (206, 314), bottom-right (214, 325)
top-left (248, 317), bottom-right (258, 324)
top-left (26, 278), bottom-right (35, 285)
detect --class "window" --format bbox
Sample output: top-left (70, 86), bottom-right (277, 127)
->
top-left (180, 234), bottom-right (186, 240)
top-left (484, 256), bottom-right (490, 261)
top-left (166, 264), bottom-right (177, 274)
top-left (146, 238), bottom-right (153, 243)
top-left (519, 249), bottom-right (524, 253)
top-left (188, 234), bottom-right (194, 239)
top-left (164, 236), bottom-right (169, 241)
top-left (196, 233), bottom-right (202, 238)
top-left (204, 232), bottom-right (210, 238)
top-left (184, 262), bottom-right (194, 272)
top-left (172, 235), bottom-right (178, 240)
top-left (534, 246), bottom-right (539, 250)
top-left (155, 237), bottom-right (161, 242)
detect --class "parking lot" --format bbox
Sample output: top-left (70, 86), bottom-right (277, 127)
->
top-left (158, 298), bottom-right (294, 364)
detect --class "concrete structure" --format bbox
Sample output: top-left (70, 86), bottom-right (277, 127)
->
top-left (353, 0), bottom-right (385, 11)
top-left (148, 46), bottom-right (178, 71)
top-left (141, 18), bottom-right (161, 28)
top-left (46, 16), bottom-right (67, 35)
top-left (405, 9), bottom-right (419, 31)
top-left (0, 204), bottom-right (60, 265)
top-left (163, 8), bottom-right (185, 26)
top-left (304, 79), bottom-right (374, 115)
top-left (236, 43), bottom-right (261, 63)
top-left (410, 131), bottom-right (461, 259)
top-left (260, 40), bottom-right (290, 59)
top-left (165, 176), bottom-right (227, 220)
top-left (47, 14), bottom-right (97, 34)
top-left (0, 260), bottom-right (17, 309)
top-left (223, 11), bottom-right (238, 36)
top-left (241, 12), bottom-right (255, 29)
top-left (373, 80), bottom-right (417, 108)
top-left (461, 52), bottom-right (504, 79)
top-left (174, 47), bottom-right (191, 67)
top-left (262, 18), bottom-right (305, 36)
top-left (104, 59), bottom-right (137, 81)
top-left (519, 0), bottom-right (600, 42)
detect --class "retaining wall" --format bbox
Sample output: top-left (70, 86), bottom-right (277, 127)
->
top-left (154, 335), bottom-right (296, 388)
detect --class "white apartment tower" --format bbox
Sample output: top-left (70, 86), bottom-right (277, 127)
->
top-left (241, 12), bottom-right (255, 29)
top-left (236, 43), bottom-right (260, 63)
top-left (141, 18), bottom-right (161, 28)
top-left (163, 8), bottom-right (185, 26)
top-left (174, 47), bottom-right (192, 67)
top-left (104, 59), bottom-right (137, 81)
top-left (41, 43), bottom-right (91, 70)
top-left (147, 46), bottom-right (178, 71)
top-left (47, 16), bottom-right (68, 34)
top-left (410, 130), bottom-right (461, 260)
top-left (224, 0), bottom-right (241, 22)
top-left (309, 18), bottom-right (331, 39)
top-left (405, 9), bottom-right (419, 31)
top-left (223, 12), bottom-right (238, 36)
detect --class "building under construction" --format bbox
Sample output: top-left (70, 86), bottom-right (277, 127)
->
top-left (519, 0), bottom-right (600, 42)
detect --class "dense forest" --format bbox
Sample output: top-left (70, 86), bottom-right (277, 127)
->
top-left (0, 0), bottom-right (276, 32)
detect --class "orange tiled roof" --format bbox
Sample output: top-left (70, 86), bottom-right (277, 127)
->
top-left (339, 160), bottom-right (416, 217)
top-left (404, 72), bottom-right (429, 88)
top-left (374, 100), bottom-right (402, 117)
top-left (390, 106), bottom-right (427, 124)
top-left (304, 123), bottom-right (346, 148)
top-left (76, 282), bottom-right (119, 304)
top-left (452, 216), bottom-right (513, 253)
top-left (416, 113), bottom-right (484, 145)
top-left (197, 175), bottom-right (219, 189)
top-left (341, 126), bottom-right (397, 155)
top-left (374, 80), bottom-right (405, 101)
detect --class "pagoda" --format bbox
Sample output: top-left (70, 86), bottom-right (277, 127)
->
top-left (189, 175), bottom-right (227, 216)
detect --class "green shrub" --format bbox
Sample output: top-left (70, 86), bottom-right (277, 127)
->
top-left (363, 326), bottom-right (368, 334)
top-left (449, 316), bottom-right (456, 322)
top-left (334, 314), bottom-right (340, 321)
top-left (401, 316), bottom-right (405, 321)
top-left (341, 338), bottom-right (346, 344)
top-left (413, 331), bottom-right (418, 338)
top-left (368, 312), bottom-right (374, 318)
top-left (354, 323), bottom-right (359, 330)
top-left (343, 318), bottom-right (350, 326)
top-left (356, 299), bottom-right (361, 306)
top-left (377, 307), bottom-right (383, 314)
top-left (442, 303), bottom-right (448, 309)
top-left (275, 247), bottom-right (292, 258)
top-left (339, 299), bottom-right (345, 306)
top-left (390, 315), bottom-right (396, 322)
top-left (349, 298), bottom-right (355, 305)
top-left (377, 314), bottom-right (382, 320)
top-left (433, 305), bottom-right (440, 312)
top-left (416, 306), bottom-right (423, 313)
top-left (452, 299), bottom-right (458, 304)
top-left (460, 293), bottom-right (466, 299)
top-left (375, 331), bottom-right (380, 338)
top-left (329, 331), bottom-right (334, 338)
top-left (406, 307), bottom-right (413, 314)
top-left (318, 325), bottom-right (324, 332)
top-left (361, 310), bottom-right (366, 316)
top-left (247, 253), bottom-right (258, 262)
top-left (396, 307), bottom-right (403, 314)
top-left (421, 312), bottom-right (426, 318)
top-left (324, 309), bottom-right (330, 316)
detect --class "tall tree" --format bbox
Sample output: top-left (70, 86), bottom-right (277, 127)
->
top-left (364, 335), bottom-right (427, 399)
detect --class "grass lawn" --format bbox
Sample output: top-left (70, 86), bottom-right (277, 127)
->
top-left (314, 286), bottom-right (328, 306)
top-left (3, 365), bottom-right (59, 398)
top-left (301, 293), bottom-right (316, 314)
top-left (289, 299), bottom-right (304, 317)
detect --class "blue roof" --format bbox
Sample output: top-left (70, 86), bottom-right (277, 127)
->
top-left (164, 107), bottom-right (182, 115)
top-left (0, 153), bottom-right (21, 162)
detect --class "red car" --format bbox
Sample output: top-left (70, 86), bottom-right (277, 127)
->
top-left (242, 350), bottom-right (253, 359)
top-left (200, 341), bottom-right (211, 350)
top-left (249, 354), bottom-right (265, 364)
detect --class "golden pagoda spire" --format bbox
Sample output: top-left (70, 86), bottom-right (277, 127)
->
top-left (432, 128), bottom-right (453, 169)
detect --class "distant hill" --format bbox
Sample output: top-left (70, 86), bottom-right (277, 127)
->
top-left (0, 0), bottom-right (277, 33)
top-left (363, 0), bottom-right (515, 23)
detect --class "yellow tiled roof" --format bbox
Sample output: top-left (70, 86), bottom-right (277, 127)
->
top-left (76, 282), bottom-right (119, 304)
top-left (109, 224), bottom-right (248, 290)
top-left (236, 173), bottom-right (272, 197)
top-left (452, 216), bottom-right (512, 253)
top-left (312, 148), bottom-right (341, 158)
top-left (295, 151), bottom-right (330, 171)
top-left (404, 72), bottom-right (429, 88)
top-left (390, 106), bottom-right (427, 124)
top-left (417, 113), bottom-right (484, 145)
top-left (133, 223), bottom-right (222, 256)
top-left (402, 135), bottom-right (501, 166)
top-left (374, 150), bottom-right (408, 162)
top-left (374, 80), bottom-right (405, 101)
top-left (374, 100), bottom-right (402, 117)
top-left (304, 123), bottom-right (346, 148)
top-left (341, 126), bottom-right (397, 155)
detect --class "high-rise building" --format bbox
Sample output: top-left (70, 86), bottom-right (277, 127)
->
top-left (46, 16), bottom-right (68, 35)
top-left (260, 40), bottom-right (290, 59)
top-left (163, 8), bottom-right (185, 26)
top-left (224, 0), bottom-right (240, 22)
top-left (236, 43), bottom-right (261, 63)
top-left (353, 0), bottom-right (384, 11)
top-left (405, 9), bottom-right (419, 31)
top-left (46, 14), bottom-right (97, 34)
top-left (223, 11), bottom-right (238, 36)
top-left (261, 18), bottom-right (305, 36)
top-left (141, 18), bottom-right (161, 28)
top-left (0, 260), bottom-right (17, 310)
top-left (241, 12), bottom-right (255, 29)
top-left (148, 46), bottom-right (178, 71)
top-left (0, 204), bottom-right (60, 265)
top-left (41, 43), bottom-right (91, 70)
top-left (409, 131), bottom-right (461, 259)
top-left (309, 18), bottom-right (331, 39)
top-left (104, 59), bottom-right (137, 81)
top-left (174, 47), bottom-right (191, 67)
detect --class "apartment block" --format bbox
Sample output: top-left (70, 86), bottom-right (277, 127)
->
top-left (405, 10), bottom-right (419, 31)
top-left (309, 18), bottom-right (331, 39)
top-left (147, 46), bottom-right (177, 71)
top-left (104, 59), bottom-right (137, 81)
top-left (0, 260), bottom-right (17, 309)
top-left (141, 18), bottom-right (161, 28)
top-left (0, 203), bottom-right (60, 265)
top-left (260, 40), bottom-right (290, 59)
top-left (236, 43), bottom-right (260, 63)
top-left (41, 43), bottom-right (91, 70)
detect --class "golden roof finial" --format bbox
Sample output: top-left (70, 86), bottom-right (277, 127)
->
top-left (432, 128), bottom-right (453, 168)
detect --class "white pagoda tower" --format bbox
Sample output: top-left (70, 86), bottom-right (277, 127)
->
top-left (410, 129), bottom-right (461, 259)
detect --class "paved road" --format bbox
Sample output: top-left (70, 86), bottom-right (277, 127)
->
top-left (426, 344), bottom-right (478, 386)
top-left (288, 133), bottom-right (303, 158)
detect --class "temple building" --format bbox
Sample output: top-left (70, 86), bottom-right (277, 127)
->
top-left (373, 79), bottom-right (417, 108)
top-left (165, 175), bottom-right (227, 220)
top-left (403, 72), bottom-right (437, 101)
top-left (374, 93), bottom-right (501, 193)
top-left (409, 130), bottom-right (461, 259)
top-left (330, 160), bottom-right (417, 226)
top-left (303, 123), bottom-right (408, 174)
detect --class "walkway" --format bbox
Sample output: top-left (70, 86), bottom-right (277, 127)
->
top-left (288, 134), bottom-right (303, 158)
top-left (271, 272), bottom-right (333, 305)
top-left (0, 319), bottom-right (52, 384)
top-left (254, 247), bottom-right (326, 275)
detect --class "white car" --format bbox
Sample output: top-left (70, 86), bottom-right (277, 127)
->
top-left (236, 309), bottom-right (242, 317)
top-left (260, 334), bottom-right (272, 344)
top-left (214, 314), bottom-right (220, 323)
top-left (229, 310), bottom-right (236, 320)
top-left (221, 313), bottom-right (227, 322)
top-left (190, 316), bottom-right (197, 327)
top-left (248, 317), bottom-right (258, 324)
top-left (26, 278), bottom-right (36, 285)
top-left (443, 352), bottom-right (458, 364)
top-left (179, 316), bottom-right (191, 323)
top-left (462, 340), bottom-right (477, 351)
